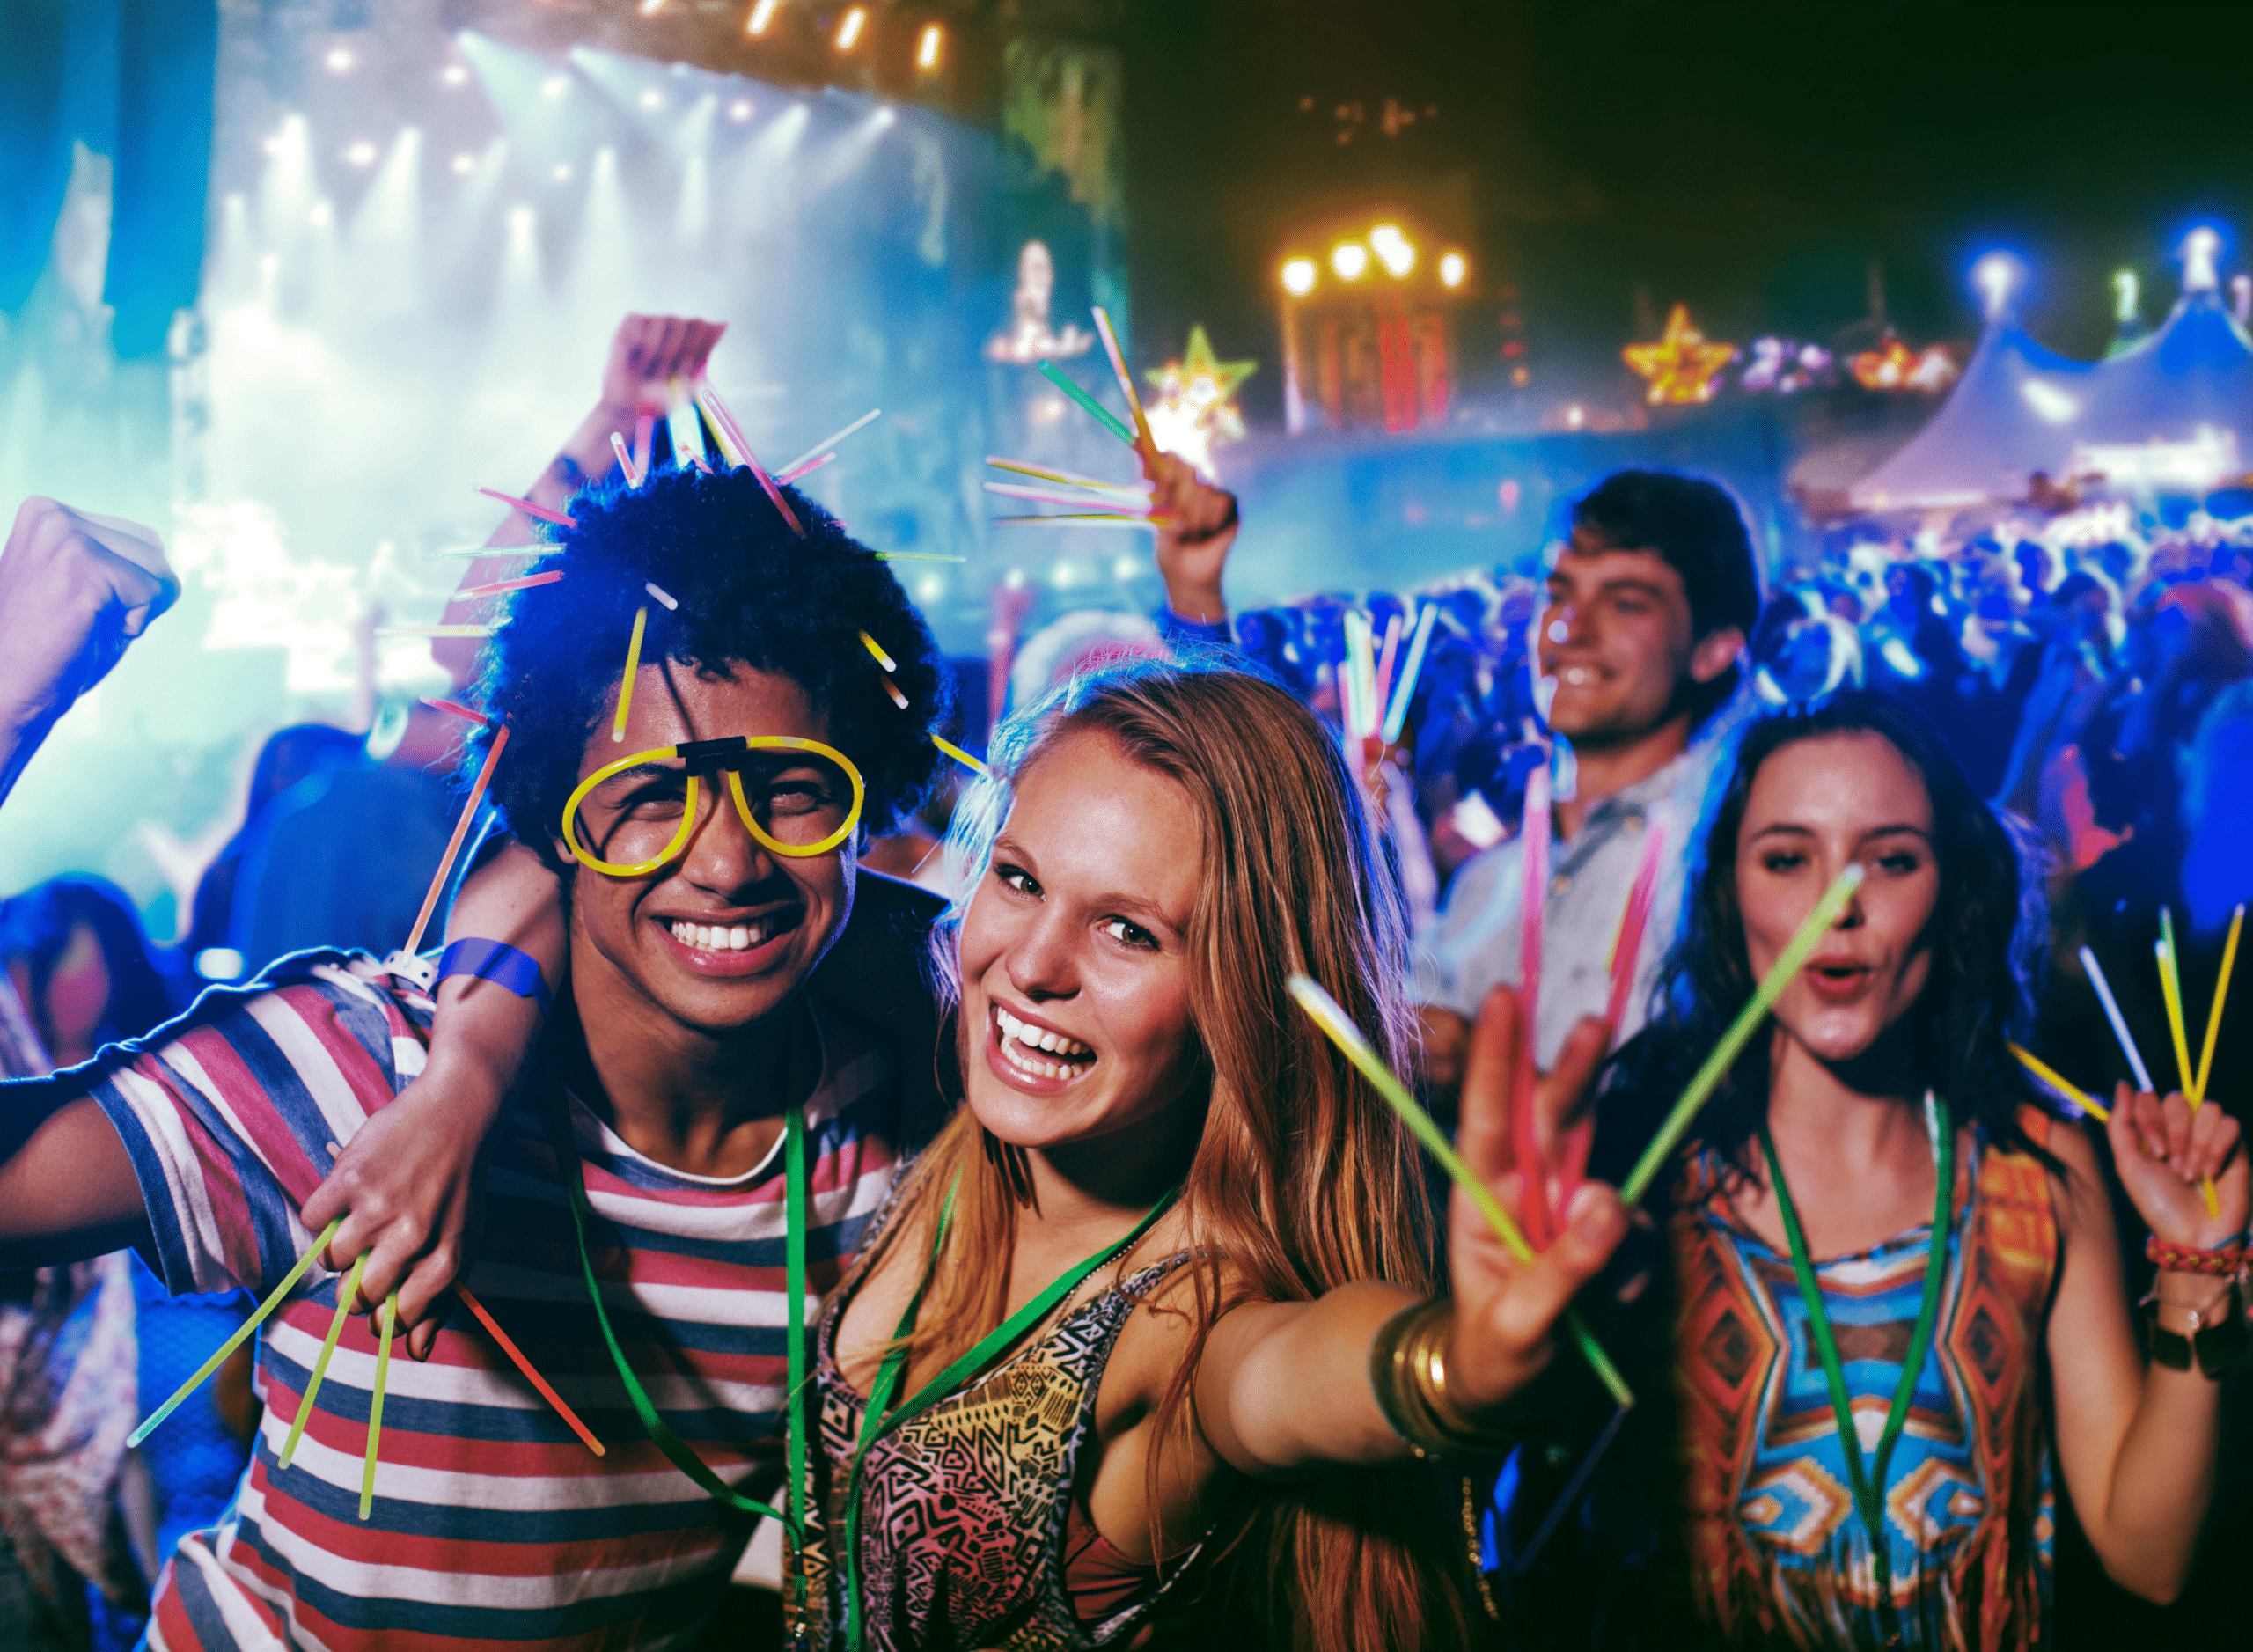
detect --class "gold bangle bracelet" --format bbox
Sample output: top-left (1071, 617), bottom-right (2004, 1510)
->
top-left (1369, 1298), bottom-right (1522, 1460)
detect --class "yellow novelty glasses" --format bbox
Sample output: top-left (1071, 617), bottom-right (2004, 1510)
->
top-left (561, 735), bottom-right (866, 877)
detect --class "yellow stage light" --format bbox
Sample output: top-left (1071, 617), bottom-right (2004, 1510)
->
top-left (835, 5), bottom-right (867, 50)
top-left (746, 0), bottom-right (780, 36)
top-left (1439, 250), bottom-right (1468, 289)
top-left (917, 23), bottom-right (943, 69)
top-left (1332, 241), bottom-right (1369, 281)
top-left (1281, 257), bottom-right (1317, 296)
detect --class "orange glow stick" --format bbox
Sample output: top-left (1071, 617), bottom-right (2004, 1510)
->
top-left (476, 488), bottom-right (576, 529)
top-left (881, 677), bottom-right (909, 709)
top-left (455, 570), bottom-right (564, 600)
top-left (1090, 306), bottom-right (1157, 458)
top-left (421, 696), bottom-right (490, 726)
top-left (932, 734), bottom-right (986, 775)
top-left (403, 725), bottom-right (510, 958)
top-left (613, 608), bottom-right (649, 745)
top-left (453, 1283), bottom-right (604, 1456)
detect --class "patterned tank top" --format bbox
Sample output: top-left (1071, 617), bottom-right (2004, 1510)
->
top-left (785, 1194), bottom-right (1202, 1651)
top-left (1671, 1109), bottom-right (2059, 1652)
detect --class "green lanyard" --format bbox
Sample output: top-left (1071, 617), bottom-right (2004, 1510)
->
top-left (1756, 1092), bottom-right (1955, 1618)
top-left (545, 1091), bottom-right (811, 1549)
top-left (840, 1185), bottom-right (1180, 1652)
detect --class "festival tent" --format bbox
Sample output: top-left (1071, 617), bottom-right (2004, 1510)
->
top-left (1848, 261), bottom-right (2092, 511)
top-left (2077, 276), bottom-right (2253, 447)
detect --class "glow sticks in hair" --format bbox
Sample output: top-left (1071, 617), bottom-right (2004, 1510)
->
top-left (1381, 603), bottom-right (1439, 746)
top-left (694, 379), bottom-right (804, 538)
top-left (402, 725), bottom-right (511, 958)
top-left (860, 630), bottom-right (897, 672)
top-left (1515, 764), bottom-right (1552, 1246)
top-left (455, 570), bottom-right (564, 600)
top-left (281, 1251), bottom-right (367, 1469)
top-left (2078, 945), bottom-right (2154, 1094)
top-left (476, 488), bottom-right (576, 529)
top-left (130, 1218), bottom-right (343, 1446)
top-left (2009, 1042), bottom-right (2111, 1122)
top-left (1620, 863), bottom-right (1868, 1206)
top-left (611, 431), bottom-right (642, 488)
top-left (1091, 306), bottom-right (1157, 459)
top-left (1285, 974), bottom-right (1634, 1409)
top-left (612, 609), bottom-right (649, 745)
top-left (1037, 360), bottom-right (1136, 448)
top-left (776, 451), bottom-right (835, 485)
top-left (2192, 903), bottom-right (2242, 1106)
top-left (669, 377), bottom-right (712, 471)
top-left (931, 733), bottom-right (986, 775)
top-left (779, 408), bottom-right (880, 478)
top-left (644, 582), bottom-right (679, 610)
top-left (360, 1292), bottom-right (398, 1519)
top-left (880, 678), bottom-right (909, 709)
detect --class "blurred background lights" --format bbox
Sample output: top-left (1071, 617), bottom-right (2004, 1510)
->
top-left (324, 47), bottom-right (354, 75)
top-left (1369, 224), bottom-right (1415, 277)
top-left (728, 97), bottom-right (755, 121)
top-left (551, 162), bottom-right (572, 182)
top-left (540, 73), bottom-right (570, 99)
top-left (746, 0), bottom-right (780, 36)
top-left (451, 151), bottom-right (475, 175)
top-left (1281, 255), bottom-right (1317, 295)
top-left (917, 24), bottom-right (944, 70)
top-left (440, 62), bottom-right (469, 87)
top-left (343, 139), bottom-right (378, 167)
top-left (835, 6), bottom-right (868, 52)
top-left (639, 88), bottom-right (664, 111)
top-left (1438, 249), bottom-right (1468, 288)
top-left (1331, 240), bottom-right (1369, 280)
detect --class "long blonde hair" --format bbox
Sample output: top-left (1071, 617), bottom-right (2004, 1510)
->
top-left (874, 661), bottom-right (1476, 1650)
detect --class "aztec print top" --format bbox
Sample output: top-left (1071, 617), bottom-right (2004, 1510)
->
top-left (55, 949), bottom-right (906, 1651)
top-left (789, 1188), bottom-right (1201, 1652)
top-left (1671, 1110), bottom-right (2059, 1652)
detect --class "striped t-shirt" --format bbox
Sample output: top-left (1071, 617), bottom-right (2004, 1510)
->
top-left (79, 949), bottom-right (905, 1650)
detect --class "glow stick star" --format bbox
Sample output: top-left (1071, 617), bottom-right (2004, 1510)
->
top-left (452, 1284), bottom-right (603, 1456)
top-left (612, 609), bottom-right (649, 745)
top-left (1381, 603), bottom-right (1440, 745)
top-left (1037, 360), bottom-right (1136, 447)
top-left (130, 1217), bottom-right (343, 1446)
top-left (402, 725), bottom-right (511, 958)
top-left (860, 630), bottom-right (898, 672)
top-left (984, 481), bottom-right (1154, 513)
top-left (476, 488), bottom-right (576, 529)
top-left (1090, 306), bottom-right (1157, 458)
top-left (422, 696), bottom-right (489, 727)
top-left (1621, 863), bottom-right (1868, 1206)
top-left (932, 734), bottom-right (986, 775)
top-left (281, 1252), bottom-right (368, 1469)
top-left (694, 380), bottom-right (804, 538)
top-left (455, 570), bottom-right (564, 600)
top-left (1286, 974), bottom-right (1633, 1408)
top-left (2010, 1042), bottom-right (2111, 1122)
top-left (2078, 945), bottom-right (2154, 1094)
top-left (379, 625), bottom-right (496, 639)
top-left (776, 452), bottom-right (834, 485)
top-left (985, 456), bottom-right (1149, 498)
top-left (779, 408), bottom-right (880, 478)
top-left (360, 1293), bottom-right (398, 1520)
top-left (2192, 903), bottom-right (2242, 1105)
top-left (610, 431), bottom-right (642, 488)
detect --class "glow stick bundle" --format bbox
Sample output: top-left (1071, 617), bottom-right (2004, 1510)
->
top-left (2010, 1042), bottom-right (2111, 1122)
top-left (476, 488), bottom-right (576, 529)
top-left (1514, 764), bottom-right (1552, 1246)
top-left (402, 725), bottom-right (511, 958)
top-left (1285, 974), bottom-right (1633, 1409)
top-left (1380, 603), bottom-right (1440, 745)
top-left (1620, 863), bottom-right (1868, 1206)
top-left (986, 457), bottom-right (1149, 499)
top-left (992, 513), bottom-right (1171, 529)
top-left (2157, 904), bottom-right (2239, 1215)
top-left (1091, 306), bottom-right (1158, 459)
top-left (779, 408), bottom-right (880, 479)
top-left (984, 481), bottom-right (1154, 514)
top-left (1037, 360), bottom-right (1136, 448)
top-left (2078, 945), bottom-right (2154, 1093)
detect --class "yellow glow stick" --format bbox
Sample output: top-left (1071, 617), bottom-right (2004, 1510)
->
top-left (985, 456), bottom-right (1149, 498)
top-left (2009, 1043), bottom-right (2110, 1122)
top-left (281, 1251), bottom-right (368, 1469)
top-left (2191, 903), bottom-right (2242, 1105)
top-left (612, 607), bottom-right (649, 745)
top-left (931, 734), bottom-right (986, 775)
top-left (360, 1293), bottom-right (398, 1520)
top-left (1285, 974), bottom-right (1633, 1409)
top-left (860, 630), bottom-right (897, 672)
top-left (1091, 306), bottom-right (1157, 457)
top-left (130, 1217), bottom-right (342, 1446)
top-left (874, 552), bottom-right (965, 562)
top-left (2155, 935), bottom-right (2220, 1215)
top-left (991, 513), bottom-right (1172, 528)
top-left (402, 725), bottom-right (510, 958)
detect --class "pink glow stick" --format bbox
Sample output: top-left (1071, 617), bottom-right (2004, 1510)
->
top-left (777, 451), bottom-right (835, 485)
top-left (694, 379), bottom-right (804, 538)
top-left (1556, 814), bottom-right (1670, 1205)
top-left (421, 696), bottom-right (490, 727)
top-left (983, 481), bottom-right (1154, 513)
top-left (455, 570), bottom-right (564, 600)
top-left (403, 727), bottom-right (510, 958)
top-left (477, 488), bottom-right (576, 529)
top-left (632, 412), bottom-right (655, 484)
top-left (610, 431), bottom-right (642, 488)
top-left (1514, 763), bottom-right (1553, 1247)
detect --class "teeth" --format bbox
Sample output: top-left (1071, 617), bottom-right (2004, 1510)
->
top-left (669, 920), bottom-right (769, 952)
top-left (993, 1006), bottom-right (1092, 1061)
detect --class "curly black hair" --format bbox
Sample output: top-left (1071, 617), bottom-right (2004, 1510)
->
top-left (466, 464), bottom-right (950, 873)
top-left (1640, 688), bottom-right (2053, 1180)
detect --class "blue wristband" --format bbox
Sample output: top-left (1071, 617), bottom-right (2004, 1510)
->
top-left (437, 938), bottom-right (553, 1015)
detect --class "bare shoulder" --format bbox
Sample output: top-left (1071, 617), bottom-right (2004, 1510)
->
top-left (1097, 1240), bottom-right (1258, 1422)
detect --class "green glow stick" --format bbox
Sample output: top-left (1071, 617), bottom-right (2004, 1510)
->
top-left (129, 1217), bottom-right (342, 1447)
top-left (1285, 975), bottom-right (1634, 1410)
top-left (1620, 863), bottom-right (1867, 1207)
top-left (1037, 360), bottom-right (1137, 447)
top-left (281, 1251), bottom-right (368, 1470)
top-left (360, 1293), bottom-right (398, 1521)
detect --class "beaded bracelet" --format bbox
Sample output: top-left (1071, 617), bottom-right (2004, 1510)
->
top-left (2146, 1234), bottom-right (2249, 1277)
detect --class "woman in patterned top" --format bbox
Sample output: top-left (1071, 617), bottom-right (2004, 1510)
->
top-left (1505, 690), bottom-right (2245, 1652)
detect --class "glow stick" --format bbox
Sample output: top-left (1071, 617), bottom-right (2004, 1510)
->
top-left (779, 408), bottom-right (880, 478)
top-left (130, 1217), bottom-right (343, 1446)
top-left (1348, 611), bottom-right (1380, 741)
top-left (985, 456), bottom-right (1149, 498)
top-left (1381, 603), bottom-right (1440, 745)
top-left (1621, 863), bottom-right (1868, 1206)
top-left (931, 734), bottom-right (986, 775)
top-left (1037, 360), bottom-right (1136, 447)
top-left (881, 677), bottom-right (909, 710)
top-left (1371, 613), bottom-right (1405, 726)
top-left (610, 431), bottom-right (642, 488)
top-left (694, 380), bottom-right (804, 538)
top-left (453, 1283), bottom-right (604, 1456)
top-left (360, 1293), bottom-right (397, 1520)
top-left (429, 547), bottom-right (542, 560)
top-left (2191, 903), bottom-right (2242, 1105)
top-left (670, 378), bottom-right (713, 470)
top-left (612, 609), bottom-right (649, 745)
top-left (984, 481), bottom-right (1154, 513)
top-left (1285, 975), bottom-right (1634, 1409)
top-left (860, 630), bottom-right (897, 672)
top-left (2156, 936), bottom-right (2194, 1097)
top-left (2078, 945), bottom-right (2154, 1094)
top-left (281, 1252), bottom-right (367, 1469)
top-left (1604, 815), bottom-right (1668, 1032)
top-left (421, 696), bottom-right (489, 726)
top-left (1090, 306), bottom-right (1157, 457)
top-left (643, 582), bottom-right (678, 610)
top-left (402, 725), bottom-right (511, 958)
top-left (992, 514), bottom-right (1170, 528)
top-left (378, 625), bottom-right (495, 639)
top-left (455, 570), bottom-right (564, 600)
top-left (776, 452), bottom-right (834, 485)
top-left (2010, 1042), bottom-right (2111, 1122)
top-left (875, 552), bottom-right (965, 562)
top-left (475, 488), bottom-right (576, 529)
top-left (632, 411), bottom-right (655, 484)
top-left (1515, 764), bottom-right (1553, 1246)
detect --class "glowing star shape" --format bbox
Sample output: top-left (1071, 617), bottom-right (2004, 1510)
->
top-left (1622, 304), bottom-right (1736, 406)
top-left (1143, 326), bottom-right (1257, 476)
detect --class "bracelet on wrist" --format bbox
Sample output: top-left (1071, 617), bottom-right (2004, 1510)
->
top-left (1369, 1298), bottom-right (1523, 1462)
top-left (2139, 1278), bottom-right (2245, 1378)
top-left (2146, 1234), bottom-right (2248, 1276)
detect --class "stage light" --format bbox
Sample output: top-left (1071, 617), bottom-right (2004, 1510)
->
top-left (1370, 224), bottom-right (1415, 278)
top-left (917, 23), bottom-right (943, 70)
top-left (541, 74), bottom-right (570, 100)
top-left (729, 97), bottom-right (754, 121)
top-left (2183, 225), bottom-right (2222, 291)
top-left (835, 6), bottom-right (867, 51)
top-left (1970, 252), bottom-right (2018, 319)
top-left (452, 151), bottom-right (475, 174)
top-left (308, 200), bottom-right (333, 228)
top-left (746, 0), bottom-right (780, 35)
top-left (1331, 240), bottom-right (1369, 280)
top-left (640, 88), bottom-right (664, 110)
top-left (441, 62), bottom-right (470, 87)
top-left (345, 139), bottom-right (378, 167)
top-left (1281, 256), bottom-right (1317, 295)
top-left (1438, 250), bottom-right (1467, 289)
top-left (2021, 379), bottom-right (2079, 424)
top-left (552, 162), bottom-right (573, 182)
top-left (2115, 269), bottom-right (2139, 321)
top-left (639, 0), bottom-right (667, 12)
top-left (325, 47), bottom-right (355, 75)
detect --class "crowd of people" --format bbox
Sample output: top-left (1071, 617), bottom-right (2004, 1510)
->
top-left (0, 312), bottom-right (2245, 1652)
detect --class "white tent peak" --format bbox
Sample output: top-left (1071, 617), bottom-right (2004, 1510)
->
top-left (2180, 225), bottom-right (2222, 293)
